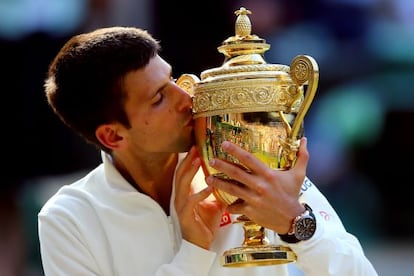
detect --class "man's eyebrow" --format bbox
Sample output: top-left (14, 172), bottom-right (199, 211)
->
top-left (151, 70), bottom-right (172, 98)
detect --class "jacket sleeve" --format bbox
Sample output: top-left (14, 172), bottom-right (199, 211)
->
top-left (279, 177), bottom-right (378, 276)
top-left (38, 203), bottom-right (103, 275)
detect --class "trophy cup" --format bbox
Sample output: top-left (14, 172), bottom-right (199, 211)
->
top-left (176, 7), bottom-right (318, 267)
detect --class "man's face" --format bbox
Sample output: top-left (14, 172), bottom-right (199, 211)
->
top-left (122, 55), bottom-right (194, 154)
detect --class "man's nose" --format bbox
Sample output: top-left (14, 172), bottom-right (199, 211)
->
top-left (174, 83), bottom-right (193, 110)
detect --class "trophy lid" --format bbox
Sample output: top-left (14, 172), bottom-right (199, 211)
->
top-left (176, 7), bottom-right (318, 125)
top-left (200, 7), bottom-right (290, 83)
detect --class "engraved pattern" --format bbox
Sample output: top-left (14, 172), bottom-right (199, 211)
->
top-left (195, 93), bottom-right (211, 112)
top-left (290, 56), bottom-right (313, 86)
top-left (252, 87), bottom-right (274, 104)
top-left (294, 62), bottom-right (308, 82)
top-left (193, 81), bottom-right (302, 118)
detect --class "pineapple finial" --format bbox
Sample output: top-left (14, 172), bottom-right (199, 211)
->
top-left (235, 7), bottom-right (252, 37)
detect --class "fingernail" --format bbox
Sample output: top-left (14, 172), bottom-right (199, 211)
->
top-left (222, 141), bottom-right (230, 150)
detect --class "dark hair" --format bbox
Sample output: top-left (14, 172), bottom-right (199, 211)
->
top-left (45, 27), bottom-right (160, 152)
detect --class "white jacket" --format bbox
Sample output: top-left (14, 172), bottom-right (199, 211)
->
top-left (38, 152), bottom-right (377, 275)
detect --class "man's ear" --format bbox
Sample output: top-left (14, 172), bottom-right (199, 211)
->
top-left (95, 124), bottom-right (125, 150)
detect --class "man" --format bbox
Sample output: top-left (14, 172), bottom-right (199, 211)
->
top-left (38, 26), bottom-right (377, 275)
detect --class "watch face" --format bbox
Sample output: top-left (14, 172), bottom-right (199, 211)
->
top-left (295, 215), bottom-right (316, 240)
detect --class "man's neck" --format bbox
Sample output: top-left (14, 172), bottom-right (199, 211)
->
top-left (112, 152), bottom-right (178, 215)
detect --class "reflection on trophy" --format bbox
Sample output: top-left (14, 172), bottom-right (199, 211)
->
top-left (177, 7), bottom-right (318, 267)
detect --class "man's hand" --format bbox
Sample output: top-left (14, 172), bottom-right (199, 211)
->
top-left (205, 137), bottom-right (309, 234)
top-left (175, 146), bottom-right (224, 249)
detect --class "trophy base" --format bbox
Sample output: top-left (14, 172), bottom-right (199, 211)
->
top-left (221, 245), bottom-right (297, 267)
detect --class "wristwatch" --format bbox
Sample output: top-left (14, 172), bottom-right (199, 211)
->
top-left (279, 203), bottom-right (316, 243)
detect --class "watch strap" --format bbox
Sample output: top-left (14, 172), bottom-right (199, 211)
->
top-left (278, 232), bottom-right (302, 243)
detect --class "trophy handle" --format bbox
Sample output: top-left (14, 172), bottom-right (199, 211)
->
top-left (289, 55), bottom-right (319, 140)
top-left (176, 74), bottom-right (200, 96)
